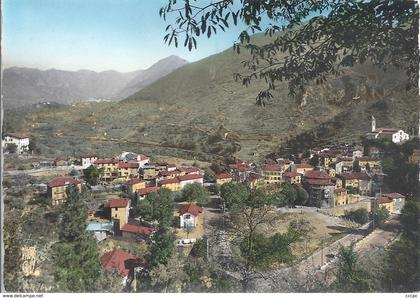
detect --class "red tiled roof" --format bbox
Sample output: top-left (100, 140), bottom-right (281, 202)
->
top-left (47, 176), bottom-right (80, 188)
top-left (5, 133), bottom-right (29, 139)
top-left (121, 224), bottom-right (154, 236)
top-left (378, 196), bottom-right (393, 204)
top-left (178, 174), bottom-right (203, 181)
top-left (373, 128), bottom-right (400, 133)
top-left (94, 159), bottom-right (118, 165)
top-left (261, 164), bottom-right (282, 171)
top-left (283, 172), bottom-right (300, 177)
top-left (337, 172), bottom-right (370, 181)
top-left (106, 198), bottom-right (129, 208)
top-left (216, 173), bottom-right (233, 180)
top-left (178, 167), bottom-right (200, 174)
top-left (384, 193), bottom-right (405, 199)
top-left (179, 203), bottom-right (203, 216)
top-left (100, 249), bottom-right (145, 277)
top-left (334, 188), bottom-right (347, 193)
top-left (159, 178), bottom-right (179, 185)
top-left (304, 170), bottom-right (330, 179)
top-left (265, 159), bottom-right (276, 165)
top-left (126, 178), bottom-right (145, 185)
top-left (228, 163), bottom-right (253, 171)
top-left (136, 187), bottom-right (159, 196)
top-left (295, 163), bottom-right (313, 169)
top-left (118, 162), bottom-right (139, 169)
top-left (80, 154), bottom-right (97, 158)
top-left (159, 169), bottom-right (181, 176)
top-left (277, 158), bottom-right (292, 164)
top-left (166, 163), bottom-right (177, 168)
top-left (247, 173), bottom-right (262, 182)
top-left (305, 179), bottom-right (333, 186)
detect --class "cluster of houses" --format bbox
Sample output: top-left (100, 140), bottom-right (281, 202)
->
top-left (39, 115), bottom-right (414, 287)
top-left (45, 152), bottom-right (209, 287)
top-left (213, 144), bottom-right (406, 214)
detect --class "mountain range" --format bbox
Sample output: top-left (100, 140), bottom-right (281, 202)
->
top-left (2, 55), bottom-right (188, 108)
top-left (5, 34), bottom-right (418, 160)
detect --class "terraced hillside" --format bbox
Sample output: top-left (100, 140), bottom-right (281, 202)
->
top-left (6, 34), bottom-right (418, 161)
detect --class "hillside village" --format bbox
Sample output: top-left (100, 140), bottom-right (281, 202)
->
top-left (3, 115), bottom-right (419, 292)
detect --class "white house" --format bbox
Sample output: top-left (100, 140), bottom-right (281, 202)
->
top-left (119, 152), bottom-right (150, 168)
top-left (178, 203), bottom-right (203, 228)
top-left (178, 174), bottom-right (204, 189)
top-left (3, 133), bottom-right (30, 154)
top-left (366, 116), bottom-right (409, 144)
top-left (383, 193), bottom-right (406, 214)
top-left (352, 150), bottom-right (363, 160)
top-left (80, 154), bottom-right (98, 169)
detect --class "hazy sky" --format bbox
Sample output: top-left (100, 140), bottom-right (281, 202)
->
top-left (3, 0), bottom-right (248, 72)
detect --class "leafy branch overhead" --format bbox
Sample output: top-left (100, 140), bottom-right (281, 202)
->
top-left (160, 0), bottom-right (419, 105)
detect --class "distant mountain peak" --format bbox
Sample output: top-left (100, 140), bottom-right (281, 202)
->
top-left (3, 56), bottom-right (189, 108)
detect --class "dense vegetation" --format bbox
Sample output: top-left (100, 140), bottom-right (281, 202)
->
top-left (52, 185), bottom-right (100, 291)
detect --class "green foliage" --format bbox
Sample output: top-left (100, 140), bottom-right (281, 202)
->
top-left (83, 165), bottom-right (102, 186)
top-left (280, 182), bottom-right (297, 207)
top-left (28, 138), bottom-right (40, 154)
top-left (372, 206), bottom-right (389, 224)
top-left (182, 182), bottom-right (210, 205)
top-left (69, 169), bottom-right (79, 176)
top-left (190, 238), bottom-right (207, 259)
top-left (343, 208), bottom-right (369, 224)
top-left (53, 185), bottom-right (100, 291)
top-left (382, 235), bottom-right (420, 292)
top-left (353, 160), bottom-right (361, 172)
top-left (295, 185), bottom-right (309, 206)
top-left (149, 252), bottom-right (187, 292)
top-left (59, 185), bottom-right (89, 242)
top-left (346, 186), bottom-right (359, 195)
top-left (147, 226), bottom-right (175, 269)
top-left (53, 234), bottom-right (100, 292)
top-left (268, 182), bottom-right (299, 207)
top-left (160, 0), bottom-right (418, 104)
top-left (309, 155), bottom-right (319, 167)
top-left (220, 182), bottom-right (249, 211)
top-left (379, 199), bottom-right (420, 292)
top-left (239, 220), bottom-right (309, 270)
top-left (182, 258), bottom-right (208, 292)
top-left (133, 188), bottom-right (173, 227)
top-left (333, 243), bottom-right (371, 292)
top-left (6, 143), bottom-right (18, 154)
top-left (399, 200), bottom-right (420, 243)
top-left (203, 167), bottom-right (215, 181)
top-left (94, 269), bottom-right (123, 292)
top-left (4, 214), bottom-right (23, 291)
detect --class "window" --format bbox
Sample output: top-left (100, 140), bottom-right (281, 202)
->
top-left (185, 215), bottom-right (191, 219)
top-left (115, 208), bottom-right (118, 211)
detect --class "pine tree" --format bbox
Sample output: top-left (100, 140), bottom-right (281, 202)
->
top-left (53, 185), bottom-right (100, 291)
top-left (59, 185), bottom-right (89, 242)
